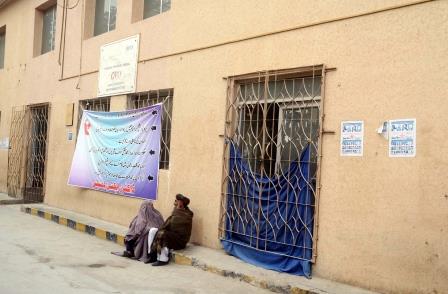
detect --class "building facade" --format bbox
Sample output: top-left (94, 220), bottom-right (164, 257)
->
top-left (0, 0), bottom-right (447, 293)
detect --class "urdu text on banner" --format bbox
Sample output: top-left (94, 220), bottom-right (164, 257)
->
top-left (67, 104), bottom-right (161, 200)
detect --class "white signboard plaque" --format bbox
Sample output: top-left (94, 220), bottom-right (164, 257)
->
top-left (98, 35), bottom-right (140, 97)
top-left (0, 137), bottom-right (9, 150)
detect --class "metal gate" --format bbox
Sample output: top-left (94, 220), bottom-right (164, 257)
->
top-left (7, 106), bottom-right (28, 199)
top-left (219, 65), bottom-right (325, 263)
top-left (7, 104), bottom-right (50, 203)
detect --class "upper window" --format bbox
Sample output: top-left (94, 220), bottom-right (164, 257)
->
top-left (144, 0), bottom-right (170, 19)
top-left (0, 27), bottom-right (5, 69)
top-left (41, 5), bottom-right (56, 54)
top-left (232, 70), bottom-right (322, 177)
top-left (34, 1), bottom-right (57, 57)
top-left (94, 0), bottom-right (117, 36)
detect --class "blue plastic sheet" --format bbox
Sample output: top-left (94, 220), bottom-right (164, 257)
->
top-left (221, 142), bottom-right (314, 277)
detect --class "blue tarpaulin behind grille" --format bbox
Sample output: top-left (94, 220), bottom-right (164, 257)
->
top-left (221, 141), bottom-right (314, 277)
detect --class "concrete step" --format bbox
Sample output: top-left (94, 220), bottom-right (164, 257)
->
top-left (0, 193), bottom-right (25, 205)
top-left (0, 193), bottom-right (46, 205)
top-left (21, 203), bottom-right (379, 294)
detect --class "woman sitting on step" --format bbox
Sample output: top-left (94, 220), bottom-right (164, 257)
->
top-left (113, 200), bottom-right (164, 262)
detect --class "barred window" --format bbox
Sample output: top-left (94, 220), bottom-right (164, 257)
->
top-left (77, 97), bottom-right (111, 135)
top-left (235, 75), bottom-right (321, 178)
top-left (220, 66), bottom-right (324, 265)
top-left (127, 89), bottom-right (173, 170)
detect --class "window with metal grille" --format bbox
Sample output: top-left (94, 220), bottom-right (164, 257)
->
top-left (94, 0), bottom-right (117, 36)
top-left (220, 66), bottom-right (325, 264)
top-left (235, 74), bottom-right (321, 177)
top-left (127, 89), bottom-right (173, 170)
top-left (77, 97), bottom-right (111, 136)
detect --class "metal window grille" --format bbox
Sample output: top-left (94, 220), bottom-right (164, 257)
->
top-left (127, 89), bottom-right (173, 170)
top-left (219, 65), bottom-right (325, 262)
top-left (7, 104), bottom-right (50, 203)
top-left (77, 97), bottom-right (111, 136)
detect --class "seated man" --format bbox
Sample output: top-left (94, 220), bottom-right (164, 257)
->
top-left (146, 194), bottom-right (194, 266)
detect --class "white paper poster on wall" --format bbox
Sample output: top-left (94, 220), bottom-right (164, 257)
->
top-left (97, 35), bottom-right (140, 97)
top-left (0, 137), bottom-right (9, 150)
top-left (340, 121), bottom-right (364, 156)
top-left (389, 119), bottom-right (416, 157)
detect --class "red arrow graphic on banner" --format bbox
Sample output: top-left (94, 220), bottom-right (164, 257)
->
top-left (84, 120), bottom-right (91, 135)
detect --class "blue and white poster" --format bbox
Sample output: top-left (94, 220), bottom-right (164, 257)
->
top-left (67, 104), bottom-right (161, 199)
top-left (389, 119), bottom-right (416, 157)
top-left (340, 121), bottom-right (364, 156)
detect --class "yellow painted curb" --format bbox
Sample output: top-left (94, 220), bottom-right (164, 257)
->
top-left (174, 254), bottom-right (193, 266)
top-left (241, 274), bottom-right (255, 284)
top-left (30, 208), bottom-right (38, 215)
top-left (259, 280), bottom-right (269, 290)
top-left (59, 217), bottom-right (68, 226)
top-left (95, 228), bottom-right (107, 240)
top-left (44, 212), bottom-right (52, 220)
top-left (116, 235), bottom-right (125, 246)
top-left (291, 287), bottom-right (311, 294)
top-left (206, 265), bottom-right (223, 275)
top-left (76, 223), bottom-right (86, 232)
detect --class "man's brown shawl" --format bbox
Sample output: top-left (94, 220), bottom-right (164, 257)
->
top-left (152, 207), bottom-right (194, 253)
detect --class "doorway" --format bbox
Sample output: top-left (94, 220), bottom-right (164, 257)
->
top-left (7, 104), bottom-right (50, 203)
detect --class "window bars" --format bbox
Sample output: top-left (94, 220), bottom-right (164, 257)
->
top-left (77, 97), bottom-right (111, 135)
top-left (127, 89), bottom-right (173, 170)
top-left (220, 65), bottom-right (325, 263)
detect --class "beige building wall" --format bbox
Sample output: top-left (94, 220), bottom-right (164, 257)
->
top-left (0, 0), bottom-right (447, 293)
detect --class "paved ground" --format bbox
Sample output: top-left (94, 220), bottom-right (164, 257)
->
top-left (0, 205), bottom-right (269, 294)
top-left (19, 202), bottom-right (379, 294)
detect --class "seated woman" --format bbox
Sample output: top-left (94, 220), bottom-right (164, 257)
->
top-left (113, 200), bottom-right (164, 262)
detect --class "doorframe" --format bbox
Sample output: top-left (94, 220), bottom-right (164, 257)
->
top-left (25, 102), bottom-right (51, 203)
top-left (7, 102), bottom-right (51, 203)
